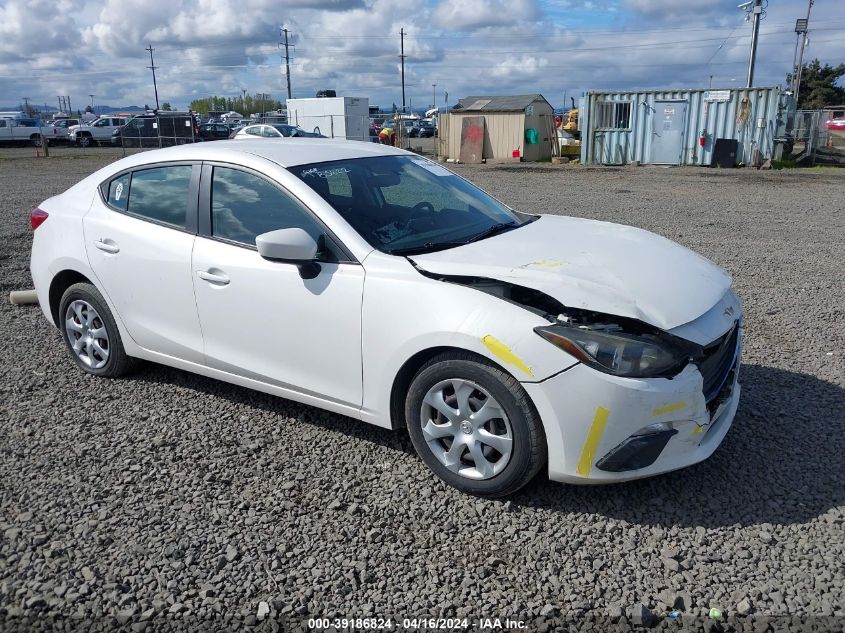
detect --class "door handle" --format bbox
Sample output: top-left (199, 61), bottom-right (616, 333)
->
top-left (94, 239), bottom-right (120, 254)
top-left (197, 270), bottom-right (230, 285)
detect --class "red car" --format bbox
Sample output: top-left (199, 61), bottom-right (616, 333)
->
top-left (826, 118), bottom-right (845, 131)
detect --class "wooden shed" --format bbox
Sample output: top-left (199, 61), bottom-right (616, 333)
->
top-left (443, 94), bottom-right (554, 162)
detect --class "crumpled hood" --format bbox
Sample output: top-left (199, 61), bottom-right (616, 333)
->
top-left (410, 215), bottom-right (732, 331)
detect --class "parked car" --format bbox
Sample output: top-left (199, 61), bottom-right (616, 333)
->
top-left (231, 124), bottom-right (325, 139)
top-left (826, 118), bottom-right (845, 131)
top-left (417, 121), bottom-right (436, 138)
top-left (111, 112), bottom-right (199, 147)
top-left (0, 117), bottom-right (49, 146)
top-left (197, 123), bottom-right (235, 141)
top-left (69, 116), bottom-right (129, 147)
top-left (29, 140), bottom-right (742, 496)
top-left (49, 119), bottom-right (81, 142)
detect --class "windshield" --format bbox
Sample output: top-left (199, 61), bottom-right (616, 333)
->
top-left (289, 156), bottom-right (533, 255)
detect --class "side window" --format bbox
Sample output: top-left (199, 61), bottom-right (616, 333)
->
top-left (245, 126), bottom-right (261, 136)
top-left (107, 173), bottom-right (131, 211)
top-left (260, 126), bottom-right (278, 138)
top-left (0, 120), bottom-right (6, 128)
top-left (211, 167), bottom-right (336, 258)
top-left (126, 166), bottom-right (192, 228)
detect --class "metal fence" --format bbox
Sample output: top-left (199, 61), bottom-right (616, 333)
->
top-left (783, 109), bottom-right (845, 165)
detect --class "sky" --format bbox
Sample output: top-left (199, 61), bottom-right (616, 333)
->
top-left (1, 0), bottom-right (843, 112)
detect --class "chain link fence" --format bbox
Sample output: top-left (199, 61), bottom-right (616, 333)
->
top-left (783, 109), bottom-right (844, 166)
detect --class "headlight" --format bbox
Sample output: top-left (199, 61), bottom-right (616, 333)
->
top-left (534, 324), bottom-right (689, 378)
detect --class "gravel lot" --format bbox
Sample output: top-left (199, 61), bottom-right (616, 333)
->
top-left (1, 147), bottom-right (843, 632)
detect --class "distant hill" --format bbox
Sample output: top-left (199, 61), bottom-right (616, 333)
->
top-left (0, 105), bottom-right (147, 115)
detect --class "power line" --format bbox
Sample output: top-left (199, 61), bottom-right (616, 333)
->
top-left (146, 44), bottom-right (160, 110)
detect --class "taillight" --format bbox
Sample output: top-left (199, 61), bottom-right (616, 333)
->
top-left (31, 208), bottom-right (49, 230)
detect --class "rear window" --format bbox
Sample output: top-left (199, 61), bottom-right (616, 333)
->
top-left (125, 166), bottom-right (193, 228)
top-left (107, 173), bottom-right (130, 211)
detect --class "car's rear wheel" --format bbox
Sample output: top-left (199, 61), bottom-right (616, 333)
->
top-left (59, 283), bottom-right (137, 378)
top-left (405, 352), bottom-right (546, 497)
top-left (77, 134), bottom-right (92, 148)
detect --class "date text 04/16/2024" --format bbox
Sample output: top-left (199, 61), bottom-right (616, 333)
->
top-left (307, 617), bottom-right (527, 630)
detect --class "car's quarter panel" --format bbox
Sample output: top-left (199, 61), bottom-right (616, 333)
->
top-left (82, 167), bottom-right (204, 363)
top-left (29, 192), bottom-right (97, 327)
top-left (191, 237), bottom-right (365, 408)
top-left (358, 251), bottom-right (580, 428)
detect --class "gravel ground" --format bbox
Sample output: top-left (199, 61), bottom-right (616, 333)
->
top-left (1, 148), bottom-right (843, 632)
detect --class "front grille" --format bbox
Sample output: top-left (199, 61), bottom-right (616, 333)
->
top-left (699, 322), bottom-right (740, 404)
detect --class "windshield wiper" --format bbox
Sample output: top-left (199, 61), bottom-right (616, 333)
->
top-left (387, 241), bottom-right (468, 256)
top-left (462, 221), bottom-right (519, 245)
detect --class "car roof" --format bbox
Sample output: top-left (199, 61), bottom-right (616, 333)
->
top-left (101, 138), bottom-right (411, 169)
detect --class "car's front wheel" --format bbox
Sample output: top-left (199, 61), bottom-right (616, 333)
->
top-left (59, 283), bottom-right (137, 377)
top-left (405, 352), bottom-right (546, 497)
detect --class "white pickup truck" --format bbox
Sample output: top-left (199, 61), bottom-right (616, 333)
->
top-left (0, 117), bottom-right (52, 146)
top-left (68, 116), bottom-right (129, 147)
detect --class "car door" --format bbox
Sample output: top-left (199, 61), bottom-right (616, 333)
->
top-left (191, 163), bottom-right (364, 407)
top-left (83, 162), bottom-right (205, 363)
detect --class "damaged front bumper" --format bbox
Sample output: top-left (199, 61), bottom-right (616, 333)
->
top-left (524, 335), bottom-right (741, 483)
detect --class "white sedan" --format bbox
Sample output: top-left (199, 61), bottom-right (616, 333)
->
top-left (231, 123), bottom-right (325, 139)
top-left (29, 140), bottom-right (742, 496)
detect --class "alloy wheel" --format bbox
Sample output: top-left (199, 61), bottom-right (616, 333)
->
top-left (419, 379), bottom-right (513, 480)
top-left (64, 300), bottom-right (110, 369)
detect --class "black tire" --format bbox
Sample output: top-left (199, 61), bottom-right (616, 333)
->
top-left (59, 282), bottom-right (138, 378)
top-left (30, 135), bottom-right (43, 148)
top-left (405, 352), bottom-right (546, 497)
top-left (78, 134), bottom-right (92, 148)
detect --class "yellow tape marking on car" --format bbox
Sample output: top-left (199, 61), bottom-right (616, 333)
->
top-left (521, 259), bottom-right (563, 268)
top-left (576, 406), bottom-right (610, 478)
top-left (692, 425), bottom-right (705, 435)
top-left (653, 401), bottom-right (687, 416)
top-left (481, 335), bottom-right (533, 377)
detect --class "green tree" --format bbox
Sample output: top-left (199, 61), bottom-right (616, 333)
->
top-left (161, 101), bottom-right (172, 111)
top-left (787, 59), bottom-right (845, 109)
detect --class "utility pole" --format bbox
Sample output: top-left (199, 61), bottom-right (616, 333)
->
top-left (146, 44), bottom-right (160, 110)
top-left (793, 0), bottom-right (814, 105)
top-left (743, 0), bottom-right (763, 87)
top-left (89, 94), bottom-right (95, 112)
top-left (280, 28), bottom-right (293, 100)
top-left (432, 83), bottom-right (436, 111)
top-left (22, 97), bottom-right (30, 116)
top-left (399, 28), bottom-right (407, 112)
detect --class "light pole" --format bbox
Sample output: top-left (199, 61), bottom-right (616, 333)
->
top-left (89, 94), bottom-right (95, 112)
top-left (739, 0), bottom-right (764, 88)
top-left (432, 84), bottom-right (436, 111)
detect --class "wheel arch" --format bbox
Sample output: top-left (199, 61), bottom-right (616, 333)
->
top-left (48, 269), bottom-right (94, 326)
top-left (389, 345), bottom-right (522, 430)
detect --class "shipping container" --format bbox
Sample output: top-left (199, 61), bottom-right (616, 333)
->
top-left (580, 86), bottom-right (793, 166)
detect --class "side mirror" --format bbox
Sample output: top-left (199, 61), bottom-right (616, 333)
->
top-left (255, 228), bottom-right (321, 279)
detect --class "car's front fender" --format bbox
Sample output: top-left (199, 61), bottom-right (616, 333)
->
top-left (359, 253), bottom-right (579, 428)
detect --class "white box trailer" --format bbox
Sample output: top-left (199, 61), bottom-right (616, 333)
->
top-left (286, 97), bottom-right (369, 141)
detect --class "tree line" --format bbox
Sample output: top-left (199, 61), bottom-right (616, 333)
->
top-left (787, 58), bottom-right (844, 110)
top-left (188, 95), bottom-right (283, 116)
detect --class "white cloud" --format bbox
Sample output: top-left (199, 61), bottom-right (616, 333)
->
top-left (432, 0), bottom-right (541, 30)
top-left (1, 0), bottom-right (843, 111)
